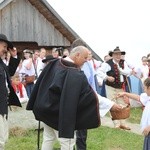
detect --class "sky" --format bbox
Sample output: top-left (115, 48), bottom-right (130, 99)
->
top-left (47, 0), bottom-right (150, 66)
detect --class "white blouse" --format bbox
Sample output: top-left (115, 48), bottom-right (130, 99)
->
top-left (19, 59), bottom-right (35, 76)
top-left (140, 93), bottom-right (150, 131)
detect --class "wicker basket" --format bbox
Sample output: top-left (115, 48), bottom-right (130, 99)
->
top-left (110, 105), bottom-right (130, 120)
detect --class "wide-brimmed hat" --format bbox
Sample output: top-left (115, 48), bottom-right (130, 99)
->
top-left (109, 46), bottom-right (126, 57)
top-left (23, 49), bottom-right (33, 54)
top-left (0, 34), bottom-right (13, 49)
top-left (42, 55), bottom-right (55, 63)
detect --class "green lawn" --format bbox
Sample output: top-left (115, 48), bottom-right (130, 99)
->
top-left (6, 107), bottom-right (144, 150)
top-left (6, 126), bottom-right (144, 150)
top-left (87, 126), bottom-right (143, 150)
top-left (127, 107), bottom-right (143, 123)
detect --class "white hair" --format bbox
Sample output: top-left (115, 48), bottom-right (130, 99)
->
top-left (70, 46), bottom-right (88, 55)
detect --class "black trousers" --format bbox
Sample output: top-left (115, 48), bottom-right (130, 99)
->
top-left (76, 129), bottom-right (87, 150)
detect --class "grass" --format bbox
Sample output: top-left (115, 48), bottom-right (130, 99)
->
top-left (87, 126), bottom-right (143, 150)
top-left (127, 107), bottom-right (142, 123)
top-left (6, 129), bottom-right (39, 150)
top-left (5, 107), bottom-right (144, 150)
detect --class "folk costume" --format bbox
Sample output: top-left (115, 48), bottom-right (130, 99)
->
top-left (140, 93), bottom-right (150, 150)
top-left (26, 58), bottom-right (100, 138)
top-left (8, 56), bottom-right (20, 76)
top-left (19, 49), bottom-right (35, 97)
top-left (105, 59), bottom-right (127, 89)
top-left (0, 58), bottom-right (21, 149)
top-left (96, 47), bottom-right (132, 129)
top-left (0, 58), bottom-right (21, 112)
top-left (11, 82), bottom-right (28, 104)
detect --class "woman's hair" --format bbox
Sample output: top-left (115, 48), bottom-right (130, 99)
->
top-left (11, 73), bottom-right (20, 80)
top-left (144, 78), bottom-right (150, 87)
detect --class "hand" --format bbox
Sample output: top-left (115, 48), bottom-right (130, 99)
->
top-left (116, 92), bottom-right (125, 98)
top-left (107, 76), bottom-right (115, 82)
top-left (6, 52), bottom-right (11, 61)
top-left (142, 126), bottom-right (150, 136)
top-left (123, 96), bottom-right (130, 104)
top-left (110, 103), bottom-right (122, 112)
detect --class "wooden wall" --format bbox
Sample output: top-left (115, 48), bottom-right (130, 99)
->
top-left (0, 0), bottom-right (70, 46)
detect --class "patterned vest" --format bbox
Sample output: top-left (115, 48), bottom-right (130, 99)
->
top-left (105, 59), bottom-right (125, 89)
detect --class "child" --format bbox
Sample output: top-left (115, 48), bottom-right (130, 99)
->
top-left (11, 73), bottom-right (29, 104)
top-left (117, 77), bottom-right (150, 150)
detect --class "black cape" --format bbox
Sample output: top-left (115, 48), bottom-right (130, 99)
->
top-left (26, 58), bottom-right (100, 138)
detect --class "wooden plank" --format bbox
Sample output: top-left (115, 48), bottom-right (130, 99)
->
top-left (0, 0), bottom-right (71, 46)
top-left (0, 10), bottom-right (2, 32)
top-left (1, 2), bottom-right (11, 38)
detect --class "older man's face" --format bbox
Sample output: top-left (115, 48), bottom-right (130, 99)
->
top-left (112, 52), bottom-right (122, 62)
top-left (75, 49), bottom-right (88, 67)
top-left (0, 41), bottom-right (8, 57)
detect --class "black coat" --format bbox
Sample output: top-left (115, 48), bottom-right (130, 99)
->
top-left (0, 59), bottom-right (21, 115)
top-left (27, 58), bottom-right (100, 138)
top-left (8, 56), bottom-right (20, 76)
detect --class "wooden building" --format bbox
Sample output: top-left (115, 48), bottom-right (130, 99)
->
top-left (0, 0), bottom-right (101, 60)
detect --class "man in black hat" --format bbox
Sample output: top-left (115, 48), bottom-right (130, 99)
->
top-left (0, 34), bottom-right (21, 149)
top-left (97, 46), bottom-right (133, 130)
top-left (7, 47), bottom-right (21, 76)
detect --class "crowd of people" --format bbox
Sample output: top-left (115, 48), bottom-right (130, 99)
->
top-left (0, 34), bottom-right (150, 150)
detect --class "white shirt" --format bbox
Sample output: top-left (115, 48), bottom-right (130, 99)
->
top-left (35, 57), bottom-right (45, 77)
top-left (134, 65), bottom-right (149, 82)
top-left (97, 93), bottom-right (114, 117)
top-left (140, 93), bottom-right (150, 131)
top-left (96, 59), bottom-right (132, 81)
top-left (19, 59), bottom-right (35, 76)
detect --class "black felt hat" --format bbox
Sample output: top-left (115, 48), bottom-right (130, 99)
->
top-left (109, 46), bottom-right (126, 57)
top-left (42, 55), bottom-right (55, 63)
top-left (0, 34), bottom-right (13, 49)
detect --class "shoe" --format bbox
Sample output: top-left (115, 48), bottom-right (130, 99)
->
top-left (120, 125), bottom-right (131, 130)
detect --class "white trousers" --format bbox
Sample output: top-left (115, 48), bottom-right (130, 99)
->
top-left (105, 85), bottom-right (127, 127)
top-left (0, 115), bottom-right (8, 150)
top-left (41, 123), bottom-right (75, 150)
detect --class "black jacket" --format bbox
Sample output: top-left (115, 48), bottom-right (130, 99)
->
top-left (8, 56), bottom-right (20, 76)
top-left (27, 58), bottom-right (100, 138)
top-left (0, 59), bottom-right (21, 115)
